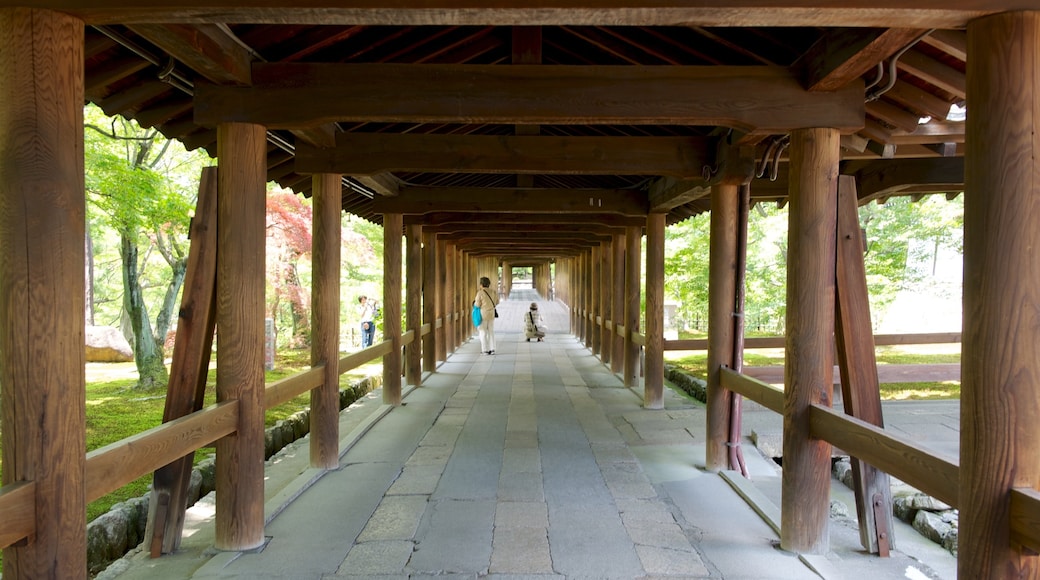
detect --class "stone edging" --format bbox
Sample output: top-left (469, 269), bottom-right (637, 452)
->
top-left (85, 375), bottom-right (382, 576)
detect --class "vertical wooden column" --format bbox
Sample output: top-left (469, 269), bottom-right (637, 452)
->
top-left (215, 122), bottom-right (267, 551)
top-left (601, 240), bottom-right (613, 366)
top-left (502, 260), bottom-right (512, 298)
top-left (961, 12), bottom-right (1040, 578)
top-left (706, 183), bottom-right (738, 471)
top-left (644, 213), bottom-right (666, 409)
top-left (445, 240), bottom-right (457, 354)
top-left (781, 127), bottom-right (839, 554)
top-left (310, 173), bottom-right (341, 470)
top-left (422, 230), bottom-right (438, 373)
top-left (624, 225), bottom-right (642, 388)
top-left (383, 213), bottom-right (403, 405)
top-left (0, 9), bottom-right (86, 576)
top-left (584, 250), bottom-right (594, 347)
top-left (576, 253), bottom-right (585, 340)
top-left (405, 223), bottom-right (422, 386)
top-left (611, 233), bottom-right (626, 373)
top-left (591, 244), bottom-right (602, 356)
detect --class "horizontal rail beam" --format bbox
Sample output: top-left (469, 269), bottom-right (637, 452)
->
top-left (720, 367), bottom-right (784, 413)
top-left (665, 332), bottom-right (962, 351)
top-left (1011, 487), bottom-right (1040, 555)
top-left (808, 404), bottom-right (958, 506)
top-left (0, 481), bottom-right (35, 549)
top-left (265, 365), bottom-right (325, 408)
top-left (85, 401), bottom-right (239, 502)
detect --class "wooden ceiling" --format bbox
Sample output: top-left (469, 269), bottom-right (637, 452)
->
top-left (63, 2), bottom-right (980, 257)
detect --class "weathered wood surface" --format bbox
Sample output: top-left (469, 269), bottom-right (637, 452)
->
top-left (87, 402), bottom-right (239, 503)
top-left (310, 173), bottom-right (342, 470)
top-left (423, 230), bottom-right (439, 372)
top-left (743, 363), bottom-right (959, 385)
top-left (405, 224), bottom-right (423, 386)
top-left (147, 166), bottom-right (218, 556)
top-left (611, 234), bottom-right (626, 373)
top-left (0, 9), bottom-right (86, 577)
top-left (373, 186), bottom-right (648, 216)
top-left (1010, 487), bottom-right (1040, 556)
top-left (666, 331), bottom-right (961, 351)
top-left (23, 3), bottom-right (1026, 29)
top-left (960, 11), bottom-right (1040, 579)
top-left (809, 405), bottom-right (958, 506)
top-left (781, 127), bottom-right (839, 555)
top-left (645, 213), bottom-right (666, 409)
top-left (197, 64), bottom-right (864, 133)
top-left (296, 134), bottom-right (713, 177)
top-left (0, 482), bottom-right (35, 550)
top-left (383, 213), bottom-right (404, 405)
top-left (721, 368), bottom-right (784, 415)
top-left (215, 122), bottom-right (267, 551)
top-left (706, 183), bottom-right (738, 472)
top-left (834, 175), bottom-right (894, 555)
top-left (624, 226), bottom-right (641, 387)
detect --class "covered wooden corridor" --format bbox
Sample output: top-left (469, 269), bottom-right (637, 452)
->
top-left (3, 4), bottom-right (1040, 579)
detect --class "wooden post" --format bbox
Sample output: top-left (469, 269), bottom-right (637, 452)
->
top-left (405, 223), bottom-right (422, 386)
top-left (834, 175), bottom-right (894, 554)
top-left (383, 213), bottom-right (403, 405)
top-left (0, 9), bottom-right (86, 576)
top-left (961, 12), bottom-right (1040, 578)
top-left (584, 250), bottom-right (593, 348)
top-left (612, 233), bottom-right (626, 373)
top-left (423, 230), bottom-right (438, 372)
top-left (591, 244), bottom-right (602, 356)
top-left (645, 213), bottom-right (666, 409)
top-left (444, 240), bottom-right (456, 355)
top-left (311, 173), bottom-right (341, 469)
top-left (215, 122), bottom-right (267, 551)
top-left (502, 260), bottom-right (512, 298)
top-left (781, 127), bottom-right (839, 554)
top-left (601, 240), bottom-right (613, 367)
top-left (706, 183), bottom-right (739, 472)
top-left (624, 225), bottom-right (642, 388)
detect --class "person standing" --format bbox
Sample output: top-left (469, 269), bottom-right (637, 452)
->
top-left (473, 276), bottom-right (497, 354)
top-left (358, 295), bottom-right (376, 348)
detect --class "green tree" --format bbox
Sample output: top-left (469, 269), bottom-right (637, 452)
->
top-left (84, 105), bottom-right (207, 388)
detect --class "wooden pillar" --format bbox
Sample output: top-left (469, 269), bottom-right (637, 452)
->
top-left (644, 213), bottom-right (666, 409)
top-left (706, 184), bottom-right (739, 471)
top-left (781, 127), bottom-right (839, 554)
top-left (310, 173), bottom-right (341, 470)
top-left (502, 260), bottom-right (512, 298)
top-left (383, 213), bottom-right (403, 405)
top-left (423, 230), bottom-right (438, 372)
top-left (445, 241), bottom-right (457, 354)
top-left (961, 12), bottom-right (1040, 578)
top-left (591, 245), bottom-right (602, 356)
top-left (0, 9), bottom-right (86, 576)
top-left (405, 223), bottom-right (422, 386)
top-left (584, 250), bottom-right (593, 347)
top-left (601, 240), bottom-right (613, 367)
top-left (611, 233), bottom-right (626, 373)
top-left (624, 225), bottom-right (642, 388)
top-left (215, 122), bottom-right (267, 551)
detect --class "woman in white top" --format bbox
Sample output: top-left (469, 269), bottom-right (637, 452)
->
top-left (524, 302), bottom-right (545, 342)
top-left (473, 276), bottom-right (497, 354)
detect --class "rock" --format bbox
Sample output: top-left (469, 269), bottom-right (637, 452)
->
top-left (830, 499), bottom-right (849, 518)
top-left (913, 510), bottom-right (952, 545)
top-left (907, 492), bottom-right (953, 512)
top-left (893, 495), bottom-right (917, 523)
top-left (86, 325), bottom-right (134, 362)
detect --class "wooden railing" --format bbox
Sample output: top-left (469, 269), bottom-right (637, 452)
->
top-left (0, 324), bottom-right (428, 551)
top-left (719, 367), bottom-right (1040, 554)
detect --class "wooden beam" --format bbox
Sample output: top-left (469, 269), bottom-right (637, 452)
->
top-left (706, 183), bottom-right (738, 472)
top-left (127, 23), bottom-right (252, 85)
top-left (796, 28), bottom-right (928, 92)
top-left (21, 3), bottom-right (1026, 29)
top-left (411, 211), bottom-right (644, 228)
top-left (382, 213), bottom-right (403, 405)
top-left (624, 225), bottom-right (641, 388)
top-left (310, 173), bottom-right (341, 469)
top-left (195, 64), bottom-right (865, 134)
top-left (648, 177), bottom-right (711, 213)
top-left (296, 134), bottom-right (712, 177)
top-left (645, 214), bottom-right (666, 409)
top-left (373, 186), bottom-right (649, 216)
top-left (355, 173), bottom-right (402, 197)
top-left (850, 157), bottom-right (963, 202)
top-left (897, 49), bottom-right (966, 99)
top-left (405, 223), bottom-right (422, 387)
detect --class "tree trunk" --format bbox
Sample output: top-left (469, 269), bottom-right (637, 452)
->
top-left (155, 256), bottom-right (187, 348)
top-left (287, 261), bottom-right (309, 348)
top-left (121, 233), bottom-right (168, 389)
top-left (85, 226), bottom-right (95, 326)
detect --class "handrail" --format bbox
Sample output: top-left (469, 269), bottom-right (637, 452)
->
top-left (666, 332), bottom-right (962, 351)
top-left (1011, 487), bottom-right (1040, 554)
top-left (808, 404), bottom-right (958, 506)
top-left (85, 401), bottom-right (240, 502)
top-left (0, 481), bottom-right (35, 548)
top-left (265, 365), bottom-right (325, 408)
top-left (720, 367), bottom-right (783, 413)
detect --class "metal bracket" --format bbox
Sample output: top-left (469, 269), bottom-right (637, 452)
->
top-left (872, 492), bottom-right (891, 557)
